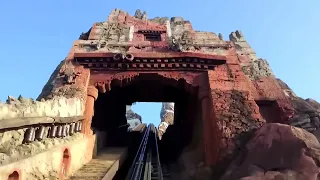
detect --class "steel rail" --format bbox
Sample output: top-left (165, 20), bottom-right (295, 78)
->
top-left (126, 124), bottom-right (164, 180)
top-left (126, 124), bottom-right (152, 180)
top-left (152, 125), bottom-right (163, 180)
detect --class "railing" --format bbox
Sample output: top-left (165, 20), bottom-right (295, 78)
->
top-left (0, 116), bottom-right (84, 144)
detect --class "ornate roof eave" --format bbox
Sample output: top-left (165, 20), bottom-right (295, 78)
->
top-left (74, 52), bottom-right (226, 62)
top-left (73, 52), bottom-right (226, 71)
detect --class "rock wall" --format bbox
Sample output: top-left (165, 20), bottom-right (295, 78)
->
top-left (220, 123), bottom-right (320, 180)
top-left (37, 59), bottom-right (90, 101)
top-left (209, 89), bottom-right (264, 164)
top-left (126, 105), bottom-right (142, 130)
top-left (206, 49), bottom-right (265, 167)
top-left (0, 96), bottom-right (84, 120)
top-left (230, 31), bottom-right (294, 123)
top-left (158, 103), bottom-right (174, 138)
top-left (126, 105), bottom-right (141, 122)
top-left (276, 79), bottom-right (320, 133)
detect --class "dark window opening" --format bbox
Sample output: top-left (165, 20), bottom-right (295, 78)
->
top-left (256, 100), bottom-right (282, 123)
top-left (144, 33), bottom-right (161, 41)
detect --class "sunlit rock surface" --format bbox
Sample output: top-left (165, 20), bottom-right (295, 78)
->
top-left (126, 105), bottom-right (142, 130)
top-left (158, 102), bottom-right (175, 139)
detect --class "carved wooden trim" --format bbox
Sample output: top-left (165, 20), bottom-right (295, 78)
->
top-left (89, 71), bottom-right (201, 95)
top-left (74, 52), bottom-right (227, 60)
top-left (75, 56), bottom-right (224, 71)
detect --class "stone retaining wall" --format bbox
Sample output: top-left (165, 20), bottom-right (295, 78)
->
top-left (0, 135), bottom-right (90, 180)
top-left (0, 130), bottom-right (84, 166)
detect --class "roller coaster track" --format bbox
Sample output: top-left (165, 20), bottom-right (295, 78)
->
top-left (126, 124), bottom-right (169, 180)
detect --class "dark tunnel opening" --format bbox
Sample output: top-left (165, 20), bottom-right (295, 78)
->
top-left (90, 74), bottom-right (202, 178)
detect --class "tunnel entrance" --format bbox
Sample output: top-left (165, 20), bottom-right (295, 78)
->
top-left (90, 73), bottom-right (202, 178)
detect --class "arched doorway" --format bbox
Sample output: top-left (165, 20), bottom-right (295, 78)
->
top-left (59, 148), bottom-right (71, 180)
top-left (91, 73), bottom-right (199, 146)
top-left (8, 171), bottom-right (19, 180)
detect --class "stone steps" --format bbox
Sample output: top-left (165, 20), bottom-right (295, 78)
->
top-left (67, 147), bottom-right (127, 180)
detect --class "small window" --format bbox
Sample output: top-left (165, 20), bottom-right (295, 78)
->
top-left (144, 33), bottom-right (161, 41)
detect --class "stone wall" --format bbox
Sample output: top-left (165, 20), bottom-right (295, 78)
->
top-left (0, 129), bottom-right (83, 166)
top-left (228, 31), bottom-right (294, 123)
top-left (0, 96), bottom-right (84, 120)
top-left (0, 135), bottom-right (91, 180)
top-left (207, 51), bottom-right (265, 168)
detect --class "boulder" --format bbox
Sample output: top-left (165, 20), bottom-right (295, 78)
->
top-left (220, 123), bottom-right (320, 180)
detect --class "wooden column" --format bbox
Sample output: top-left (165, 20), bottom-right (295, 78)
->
top-left (82, 86), bottom-right (98, 136)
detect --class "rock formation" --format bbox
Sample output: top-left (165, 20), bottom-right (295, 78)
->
top-left (126, 105), bottom-right (142, 130)
top-left (276, 79), bottom-right (320, 134)
top-left (220, 123), bottom-right (320, 180)
top-left (158, 103), bottom-right (174, 139)
top-left (0, 8), bottom-right (319, 180)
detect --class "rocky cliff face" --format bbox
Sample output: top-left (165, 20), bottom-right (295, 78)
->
top-left (126, 105), bottom-right (142, 130)
top-left (276, 79), bottom-right (320, 133)
top-left (126, 105), bottom-right (142, 122)
top-left (158, 103), bottom-right (174, 139)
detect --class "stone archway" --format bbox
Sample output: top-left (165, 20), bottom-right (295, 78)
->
top-left (81, 71), bottom-right (221, 166)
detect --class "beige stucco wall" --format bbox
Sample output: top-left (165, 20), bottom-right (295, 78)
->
top-left (0, 135), bottom-right (93, 180)
top-left (0, 97), bottom-right (84, 120)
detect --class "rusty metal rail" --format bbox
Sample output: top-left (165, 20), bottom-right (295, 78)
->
top-left (125, 124), bottom-right (164, 180)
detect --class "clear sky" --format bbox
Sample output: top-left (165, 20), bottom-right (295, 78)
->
top-left (0, 1), bottom-right (319, 125)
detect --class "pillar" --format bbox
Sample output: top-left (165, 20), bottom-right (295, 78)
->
top-left (199, 87), bottom-right (220, 166)
top-left (82, 86), bottom-right (98, 136)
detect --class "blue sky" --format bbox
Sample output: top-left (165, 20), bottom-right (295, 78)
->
top-left (0, 1), bottom-right (319, 125)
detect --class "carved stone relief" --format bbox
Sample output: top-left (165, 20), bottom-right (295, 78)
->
top-left (58, 62), bottom-right (82, 84)
top-left (89, 22), bottom-right (131, 53)
top-left (169, 31), bottom-right (194, 52)
top-left (99, 23), bottom-right (129, 43)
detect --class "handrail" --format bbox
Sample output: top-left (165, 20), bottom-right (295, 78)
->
top-left (0, 116), bottom-right (84, 130)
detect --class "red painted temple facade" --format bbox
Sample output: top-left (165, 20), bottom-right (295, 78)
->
top-left (42, 9), bottom-right (295, 171)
